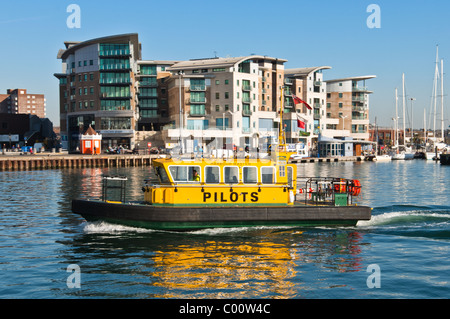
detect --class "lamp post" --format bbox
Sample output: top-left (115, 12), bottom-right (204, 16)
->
top-left (340, 115), bottom-right (348, 132)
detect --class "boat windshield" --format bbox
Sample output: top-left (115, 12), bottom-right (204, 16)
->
top-left (155, 166), bottom-right (170, 183)
top-left (169, 165), bottom-right (201, 183)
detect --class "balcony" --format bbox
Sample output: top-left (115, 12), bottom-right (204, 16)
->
top-left (100, 78), bottom-right (131, 85)
top-left (139, 79), bottom-right (158, 87)
top-left (99, 63), bottom-right (131, 71)
top-left (242, 96), bottom-right (252, 103)
top-left (99, 49), bottom-right (130, 57)
top-left (314, 80), bottom-right (322, 86)
top-left (242, 84), bottom-right (252, 91)
top-left (352, 95), bottom-right (366, 103)
top-left (189, 109), bottom-right (206, 117)
top-left (352, 87), bottom-right (369, 92)
top-left (242, 108), bottom-right (252, 116)
top-left (284, 78), bottom-right (293, 85)
top-left (190, 85), bottom-right (206, 91)
top-left (188, 97), bottom-right (207, 104)
top-left (352, 105), bottom-right (367, 112)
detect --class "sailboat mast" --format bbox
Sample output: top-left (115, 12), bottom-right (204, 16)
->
top-left (434, 45), bottom-right (439, 137)
top-left (441, 59), bottom-right (444, 142)
top-left (395, 88), bottom-right (399, 148)
top-left (424, 108), bottom-right (427, 146)
top-left (402, 73), bottom-right (406, 145)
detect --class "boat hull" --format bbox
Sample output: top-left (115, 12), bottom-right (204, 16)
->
top-left (72, 199), bottom-right (372, 231)
top-left (440, 154), bottom-right (450, 165)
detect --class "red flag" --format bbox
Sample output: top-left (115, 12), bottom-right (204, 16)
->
top-left (297, 119), bottom-right (305, 129)
top-left (292, 94), bottom-right (312, 110)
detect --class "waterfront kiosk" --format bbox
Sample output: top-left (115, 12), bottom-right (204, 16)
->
top-left (80, 126), bottom-right (102, 155)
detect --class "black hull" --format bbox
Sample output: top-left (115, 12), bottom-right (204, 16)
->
top-left (440, 154), bottom-right (450, 165)
top-left (72, 199), bottom-right (372, 231)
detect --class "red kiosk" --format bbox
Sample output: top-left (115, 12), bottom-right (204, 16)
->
top-left (80, 125), bottom-right (102, 155)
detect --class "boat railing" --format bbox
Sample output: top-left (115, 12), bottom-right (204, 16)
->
top-left (297, 177), bottom-right (361, 206)
top-left (102, 175), bottom-right (128, 203)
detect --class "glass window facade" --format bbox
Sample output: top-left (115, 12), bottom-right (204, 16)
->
top-left (101, 117), bottom-right (131, 130)
top-left (140, 65), bottom-right (157, 75)
top-left (99, 44), bottom-right (130, 56)
top-left (100, 72), bottom-right (130, 84)
top-left (100, 86), bottom-right (130, 98)
top-left (100, 100), bottom-right (130, 111)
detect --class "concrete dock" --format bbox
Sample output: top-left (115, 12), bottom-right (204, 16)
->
top-left (0, 153), bottom-right (158, 171)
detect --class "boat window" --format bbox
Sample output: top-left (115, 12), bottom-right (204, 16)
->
top-left (205, 166), bottom-right (220, 184)
top-left (261, 166), bottom-right (275, 184)
top-left (169, 165), bottom-right (201, 182)
top-left (155, 166), bottom-right (170, 183)
top-left (224, 166), bottom-right (239, 184)
top-left (243, 166), bottom-right (257, 184)
top-left (278, 165), bottom-right (285, 178)
top-left (287, 166), bottom-right (293, 187)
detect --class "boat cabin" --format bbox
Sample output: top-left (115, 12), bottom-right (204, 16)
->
top-left (144, 158), bottom-right (297, 206)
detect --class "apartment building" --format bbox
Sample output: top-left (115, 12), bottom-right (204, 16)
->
top-left (136, 60), bottom-right (175, 131)
top-left (284, 66), bottom-right (331, 150)
top-left (0, 89), bottom-right (46, 118)
top-left (55, 33), bottom-right (143, 152)
top-left (161, 55), bottom-right (287, 152)
top-left (325, 76), bottom-right (375, 141)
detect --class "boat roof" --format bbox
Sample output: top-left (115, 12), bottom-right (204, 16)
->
top-left (152, 157), bottom-right (280, 166)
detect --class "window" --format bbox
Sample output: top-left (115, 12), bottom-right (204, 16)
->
top-left (243, 167), bottom-right (257, 184)
top-left (339, 103), bottom-right (343, 108)
top-left (215, 80), bottom-right (220, 85)
top-left (225, 92), bottom-right (229, 99)
top-left (278, 165), bottom-right (285, 178)
top-left (205, 166), bottom-right (220, 183)
top-left (155, 166), bottom-right (170, 183)
top-left (216, 105), bottom-right (220, 112)
top-left (216, 92), bottom-right (220, 99)
top-left (339, 93), bottom-right (343, 98)
top-left (169, 165), bottom-right (201, 182)
top-left (224, 166), bottom-right (239, 184)
top-left (261, 167), bottom-right (275, 184)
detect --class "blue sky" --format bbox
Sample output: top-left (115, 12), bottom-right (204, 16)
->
top-left (0, 0), bottom-right (449, 130)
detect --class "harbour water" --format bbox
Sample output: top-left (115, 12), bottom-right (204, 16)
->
top-left (0, 160), bottom-right (449, 300)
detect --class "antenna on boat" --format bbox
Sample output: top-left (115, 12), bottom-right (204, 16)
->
top-left (279, 86), bottom-right (286, 146)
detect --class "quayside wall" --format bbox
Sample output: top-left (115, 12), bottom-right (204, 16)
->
top-left (0, 154), bottom-right (156, 171)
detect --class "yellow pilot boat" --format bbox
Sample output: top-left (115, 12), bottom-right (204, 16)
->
top-left (72, 155), bottom-right (370, 230)
top-left (72, 88), bottom-right (371, 231)
top-left (145, 157), bottom-right (297, 207)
